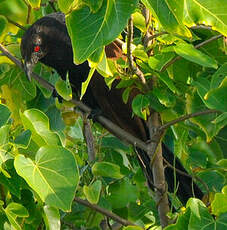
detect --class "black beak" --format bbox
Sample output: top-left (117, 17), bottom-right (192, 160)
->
top-left (24, 60), bottom-right (34, 81)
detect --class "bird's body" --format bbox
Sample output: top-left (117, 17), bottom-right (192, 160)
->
top-left (21, 12), bottom-right (203, 204)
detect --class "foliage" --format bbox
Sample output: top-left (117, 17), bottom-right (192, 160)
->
top-left (0, 0), bottom-right (226, 229)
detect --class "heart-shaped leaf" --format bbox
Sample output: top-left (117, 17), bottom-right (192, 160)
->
top-left (14, 145), bottom-right (79, 211)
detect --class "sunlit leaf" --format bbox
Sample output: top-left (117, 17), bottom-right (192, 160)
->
top-left (43, 206), bottom-right (60, 230)
top-left (14, 146), bottom-right (79, 211)
top-left (66, 0), bottom-right (138, 63)
top-left (21, 109), bottom-right (62, 147)
top-left (184, 0), bottom-right (227, 36)
top-left (92, 162), bottom-right (124, 179)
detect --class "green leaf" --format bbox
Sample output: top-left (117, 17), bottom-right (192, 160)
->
top-left (197, 171), bottom-right (225, 193)
top-left (21, 109), bottom-right (62, 147)
top-left (210, 63), bottom-right (227, 89)
top-left (157, 72), bottom-right (178, 93)
top-left (132, 12), bottom-right (146, 32)
top-left (92, 162), bottom-right (124, 179)
top-left (186, 91), bottom-right (220, 141)
top-left (43, 206), bottom-right (60, 230)
top-left (0, 125), bottom-right (9, 146)
top-left (174, 42), bottom-right (218, 68)
top-left (187, 198), bottom-right (215, 230)
top-left (14, 145), bottom-right (79, 211)
top-left (204, 77), bottom-right (227, 112)
top-left (123, 226), bottom-right (144, 230)
top-left (143, 0), bottom-right (191, 37)
top-left (211, 186), bottom-right (227, 216)
top-left (164, 208), bottom-right (191, 230)
top-left (184, 0), bottom-right (227, 36)
top-left (132, 94), bottom-right (150, 120)
top-left (81, 67), bottom-right (96, 99)
top-left (26, 0), bottom-right (41, 8)
top-left (0, 15), bottom-right (7, 36)
top-left (83, 180), bottom-right (102, 204)
top-left (148, 52), bottom-right (175, 72)
top-left (14, 130), bottom-right (31, 148)
top-left (66, 0), bottom-right (138, 63)
top-left (107, 179), bottom-right (138, 209)
top-left (4, 203), bottom-right (29, 230)
top-left (55, 74), bottom-right (72, 101)
top-left (83, 0), bottom-right (104, 13)
top-left (212, 112), bottom-right (227, 130)
top-left (57, 0), bottom-right (74, 14)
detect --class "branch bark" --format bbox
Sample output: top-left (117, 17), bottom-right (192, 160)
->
top-left (74, 197), bottom-right (137, 227)
top-left (148, 113), bottom-right (169, 228)
top-left (127, 17), bottom-right (146, 85)
top-left (159, 109), bottom-right (220, 131)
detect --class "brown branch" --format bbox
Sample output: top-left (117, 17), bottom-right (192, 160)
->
top-left (160, 34), bottom-right (224, 72)
top-left (127, 17), bottom-right (146, 85)
top-left (146, 31), bottom-right (168, 43)
top-left (74, 197), bottom-right (137, 227)
top-left (159, 109), bottom-right (220, 131)
top-left (191, 25), bottom-right (213, 30)
top-left (0, 43), bottom-right (149, 153)
top-left (148, 114), bottom-right (169, 228)
top-left (82, 114), bottom-right (96, 162)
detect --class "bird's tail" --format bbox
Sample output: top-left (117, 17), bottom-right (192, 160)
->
top-left (136, 144), bottom-right (203, 205)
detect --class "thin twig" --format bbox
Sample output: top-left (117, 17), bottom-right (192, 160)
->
top-left (74, 197), bottom-right (137, 227)
top-left (163, 158), bottom-right (210, 195)
top-left (7, 18), bottom-right (26, 31)
top-left (146, 31), bottom-right (168, 43)
top-left (82, 114), bottom-right (96, 162)
top-left (161, 34), bottom-right (224, 72)
top-left (195, 34), bottom-right (223, 49)
top-left (127, 17), bottom-right (146, 84)
top-left (159, 109), bottom-right (220, 131)
top-left (191, 25), bottom-right (213, 30)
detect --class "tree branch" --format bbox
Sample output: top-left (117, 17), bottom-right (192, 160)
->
top-left (160, 34), bottom-right (224, 72)
top-left (159, 109), bottom-right (220, 131)
top-left (74, 197), bottom-right (137, 227)
top-left (148, 114), bottom-right (169, 228)
top-left (0, 43), bottom-right (149, 153)
top-left (82, 114), bottom-right (96, 162)
top-left (127, 17), bottom-right (146, 85)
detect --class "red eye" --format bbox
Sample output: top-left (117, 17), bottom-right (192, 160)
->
top-left (34, 45), bottom-right (40, 52)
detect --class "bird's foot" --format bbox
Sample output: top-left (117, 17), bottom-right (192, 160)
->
top-left (88, 108), bottom-right (102, 122)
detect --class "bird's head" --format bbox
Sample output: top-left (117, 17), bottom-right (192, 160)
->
top-left (21, 30), bottom-right (48, 81)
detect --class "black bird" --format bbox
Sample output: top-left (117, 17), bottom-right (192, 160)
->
top-left (21, 12), bottom-right (203, 205)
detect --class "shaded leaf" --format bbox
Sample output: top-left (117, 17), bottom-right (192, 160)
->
top-left (174, 42), bottom-right (218, 69)
top-left (92, 162), bottom-right (124, 179)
